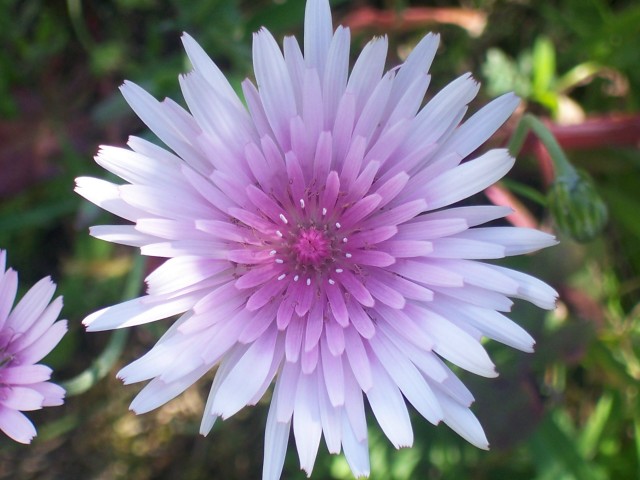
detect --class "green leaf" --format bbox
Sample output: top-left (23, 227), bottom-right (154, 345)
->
top-left (531, 36), bottom-right (559, 113)
top-left (530, 412), bottom-right (607, 480)
top-left (532, 36), bottom-right (556, 95)
top-left (579, 393), bottom-right (614, 457)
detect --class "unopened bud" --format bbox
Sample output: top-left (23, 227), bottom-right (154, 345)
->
top-left (548, 169), bottom-right (608, 243)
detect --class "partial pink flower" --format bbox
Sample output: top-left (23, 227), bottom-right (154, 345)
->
top-left (76, 0), bottom-right (557, 477)
top-left (0, 250), bottom-right (67, 444)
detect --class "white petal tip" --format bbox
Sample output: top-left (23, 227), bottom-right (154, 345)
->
top-left (489, 368), bottom-right (499, 378)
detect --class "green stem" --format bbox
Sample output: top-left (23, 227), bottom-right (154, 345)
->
top-left (60, 330), bottom-right (128, 397)
top-left (66, 0), bottom-right (94, 53)
top-left (60, 254), bottom-right (145, 397)
top-left (634, 415), bottom-right (640, 480)
top-left (500, 178), bottom-right (548, 206)
top-left (508, 113), bottom-right (578, 180)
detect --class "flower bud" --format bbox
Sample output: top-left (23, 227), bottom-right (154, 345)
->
top-left (548, 169), bottom-right (608, 242)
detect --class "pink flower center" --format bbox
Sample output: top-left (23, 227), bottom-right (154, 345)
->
top-left (291, 227), bottom-right (330, 266)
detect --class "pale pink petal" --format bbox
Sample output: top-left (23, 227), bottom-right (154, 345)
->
top-left (434, 389), bottom-right (489, 449)
top-left (423, 149), bottom-right (515, 210)
top-left (211, 325), bottom-right (279, 418)
top-left (10, 296), bottom-right (63, 353)
top-left (17, 320), bottom-right (67, 365)
top-left (0, 387), bottom-right (44, 411)
top-left (130, 364), bottom-right (210, 414)
top-left (253, 28), bottom-right (297, 148)
top-left (30, 382), bottom-right (65, 407)
top-left (0, 407), bottom-right (37, 444)
top-left (365, 353), bottom-right (413, 448)
top-left (90, 225), bottom-right (159, 247)
top-left (322, 26), bottom-right (350, 124)
top-left (0, 268), bottom-right (18, 328)
top-left (84, 293), bottom-right (200, 331)
top-left (262, 388), bottom-right (291, 480)
top-left (0, 365), bottom-right (52, 385)
top-left (408, 304), bottom-right (497, 377)
top-left (368, 330), bottom-right (443, 425)
top-left (5, 276), bottom-right (55, 333)
top-left (293, 370), bottom-right (323, 475)
top-left (341, 413), bottom-right (370, 478)
top-left (316, 368), bottom-right (342, 453)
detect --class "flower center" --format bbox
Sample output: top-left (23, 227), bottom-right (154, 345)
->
top-left (291, 227), bottom-right (330, 266)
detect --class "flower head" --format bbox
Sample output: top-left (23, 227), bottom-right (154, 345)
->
top-left (548, 168), bottom-right (608, 243)
top-left (0, 250), bottom-right (67, 444)
top-left (77, 0), bottom-right (557, 477)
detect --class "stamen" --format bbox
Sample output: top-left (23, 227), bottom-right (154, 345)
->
top-left (322, 207), bottom-right (327, 216)
top-left (335, 222), bottom-right (341, 229)
top-left (294, 275), bottom-right (299, 282)
top-left (345, 253), bottom-right (352, 258)
top-left (269, 250), bottom-right (276, 256)
top-left (328, 279), bottom-right (335, 285)
top-left (275, 259), bottom-right (284, 264)
top-left (279, 213), bottom-right (288, 224)
top-left (299, 199), bottom-right (305, 208)
top-left (342, 237), bottom-right (348, 243)
top-left (335, 268), bottom-right (343, 273)
top-left (277, 274), bottom-right (286, 281)
top-left (276, 230), bottom-right (283, 237)
top-left (306, 278), bottom-right (311, 286)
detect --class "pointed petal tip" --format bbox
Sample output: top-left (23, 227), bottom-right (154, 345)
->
top-left (83, 321), bottom-right (101, 332)
top-left (354, 474), bottom-right (371, 479)
top-left (81, 317), bottom-right (94, 329)
top-left (18, 434), bottom-right (35, 445)
top-left (499, 90), bottom-right (521, 105)
top-left (82, 310), bottom-right (110, 332)
top-left (395, 441), bottom-right (413, 449)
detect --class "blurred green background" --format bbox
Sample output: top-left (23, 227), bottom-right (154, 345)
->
top-left (0, 0), bottom-right (639, 478)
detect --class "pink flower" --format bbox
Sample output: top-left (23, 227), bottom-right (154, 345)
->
top-left (0, 250), bottom-right (67, 444)
top-left (76, 0), bottom-right (557, 477)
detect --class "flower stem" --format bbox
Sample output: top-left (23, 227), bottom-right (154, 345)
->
top-left (508, 113), bottom-right (578, 181)
top-left (60, 254), bottom-right (145, 397)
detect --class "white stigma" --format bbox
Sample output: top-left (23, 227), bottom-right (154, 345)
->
top-left (345, 253), bottom-right (352, 258)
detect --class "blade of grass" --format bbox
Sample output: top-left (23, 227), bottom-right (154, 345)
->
top-left (578, 393), bottom-right (614, 458)
top-left (530, 412), bottom-right (605, 480)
